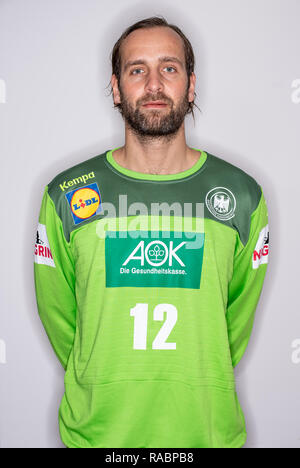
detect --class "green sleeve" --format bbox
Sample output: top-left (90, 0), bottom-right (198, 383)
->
top-left (226, 187), bottom-right (269, 368)
top-left (34, 186), bottom-right (76, 370)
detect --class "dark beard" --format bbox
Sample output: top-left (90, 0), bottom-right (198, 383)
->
top-left (118, 86), bottom-right (190, 141)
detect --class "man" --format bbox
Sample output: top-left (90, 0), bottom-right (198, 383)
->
top-left (34, 16), bottom-right (269, 448)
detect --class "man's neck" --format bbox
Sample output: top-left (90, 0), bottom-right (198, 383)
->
top-left (112, 125), bottom-right (201, 175)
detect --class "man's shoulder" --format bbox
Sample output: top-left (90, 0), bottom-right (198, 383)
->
top-left (205, 151), bottom-right (263, 213)
top-left (202, 150), bottom-right (265, 246)
top-left (46, 150), bottom-right (109, 200)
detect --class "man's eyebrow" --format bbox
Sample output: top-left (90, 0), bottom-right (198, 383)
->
top-left (124, 59), bottom-right (147, 72)
top-left (159, 56), bottom-right (184, 66)
top-left (123, 56), bottom-right (184, 71)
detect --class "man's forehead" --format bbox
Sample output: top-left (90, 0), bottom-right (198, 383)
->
top-left (120, 27), bottom-right (185, 68)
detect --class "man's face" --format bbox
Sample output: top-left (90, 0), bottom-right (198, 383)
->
top-left (111, 26), bottom-right (195, 138)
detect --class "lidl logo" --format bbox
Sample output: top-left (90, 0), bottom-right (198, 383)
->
top-left (65, 182), bottom-right (102, 225)
top-left (105, 230), bottom-right (205, 289)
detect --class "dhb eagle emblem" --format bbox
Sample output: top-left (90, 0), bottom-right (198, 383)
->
top-left (213, 194), bottom-right (230, 214)
top-left (205, 187), bottom-right (236, 221)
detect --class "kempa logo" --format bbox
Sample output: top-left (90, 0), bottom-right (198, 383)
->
top-left (60, 171), bottom-right (95, 191)
top-left (123, 240), bottom-right (186, 267)
top-left (205, 187), bottom-right (236, 221)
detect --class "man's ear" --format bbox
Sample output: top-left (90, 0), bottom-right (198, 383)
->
top-left (188, 72), bottom-right (196, 103)
top-left (111, 74), bottom-right (121, 105)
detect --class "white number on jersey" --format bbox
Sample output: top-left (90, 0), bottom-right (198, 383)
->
top-left (130, 303), bottom-right (177, 350)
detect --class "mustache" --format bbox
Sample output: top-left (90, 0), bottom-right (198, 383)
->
top-left (137, 94), bottom-right (173, 106)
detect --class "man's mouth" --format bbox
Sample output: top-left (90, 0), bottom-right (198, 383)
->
top-left (142, 101), bottom-right (168, 108)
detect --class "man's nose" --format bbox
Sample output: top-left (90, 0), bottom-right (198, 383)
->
top-left (145, 69), bottom-right (163, 93)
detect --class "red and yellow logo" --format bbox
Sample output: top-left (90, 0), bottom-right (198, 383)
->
top-left (70, 187), bottom-right (100, 220)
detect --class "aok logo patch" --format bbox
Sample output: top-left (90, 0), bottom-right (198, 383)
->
top-left (65, 182), bottom-right (102, 225)
top-left (105, 231), bottom-right (205, 289)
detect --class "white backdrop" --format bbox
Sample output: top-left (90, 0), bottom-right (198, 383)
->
top-left (1, 0), bottom-right (299, 448)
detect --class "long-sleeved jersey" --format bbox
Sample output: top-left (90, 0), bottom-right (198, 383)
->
top-left (34, 148), bottom-right (269, 448)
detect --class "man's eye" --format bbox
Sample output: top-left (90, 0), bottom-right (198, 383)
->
top-left (131, 68), bottom-right (144, 75)
top-left (164, 66), bottom-right (176, 72)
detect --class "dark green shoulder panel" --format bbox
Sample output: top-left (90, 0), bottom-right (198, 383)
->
top-left (47, 151), bottom-right (110, 242)
top-left (46, 149), bottom-right (263, 246)
top-left (48, 152), bottom-right (108, 197)
top-left (203, 152), bottom-right (262, 245)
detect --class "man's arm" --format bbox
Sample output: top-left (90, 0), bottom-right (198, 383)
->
top-left (34, 186), bottom-right (76, 370)
top-left (226, 187), bottom-right (269, 368)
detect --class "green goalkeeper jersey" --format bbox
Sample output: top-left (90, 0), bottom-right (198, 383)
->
top-left (34, 147), bottom-right (269, 448)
